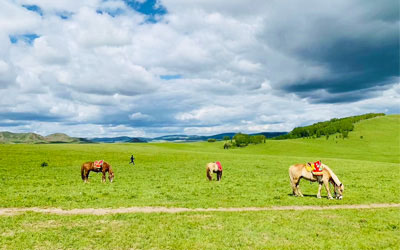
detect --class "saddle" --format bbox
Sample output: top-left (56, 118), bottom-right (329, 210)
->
top-left (94, 160), bottom-right (104, 170)
top-left (215, 161), bottom-right (222, 171)
top-left (307, 161), bottom-right (324, 176)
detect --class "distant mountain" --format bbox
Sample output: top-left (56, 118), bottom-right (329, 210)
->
top-left (90, 136), bottom-right (135, 143)
top-left (0, 132), bottom-right (91, 144)
top-left (0, 132), bottom-right (47, 144)
top-left (0, 131), bottom-right (288, 144)
top-left (127, 138), bottom-right (147, 143)
top-left (150, 132), bottom-right (287, 142)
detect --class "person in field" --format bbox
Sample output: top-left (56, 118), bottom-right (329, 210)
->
top-left (130, 155), bottom-right (135, 165)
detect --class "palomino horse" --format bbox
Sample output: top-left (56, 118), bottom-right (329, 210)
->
top-left (206, 162), bottom-right (222, 181)
top-left (81, 161), bottom-right (114, 183)
top-left (289, 162), bottom-right (344, 199)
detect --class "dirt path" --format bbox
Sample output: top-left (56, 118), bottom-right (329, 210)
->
top-left (0, 203), bottom-right (399, 216)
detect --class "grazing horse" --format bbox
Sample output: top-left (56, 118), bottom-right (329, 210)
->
top-left (206, 162), bottom-right (223, 181)
top-left (289, 162), bottom-right (344, 199)
top-left (81, 161), bottom-right (114, 183)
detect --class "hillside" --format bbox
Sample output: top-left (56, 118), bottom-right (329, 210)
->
top-left (0, 132), bottom-right (47, 144)
top-left (233, 114), bottom-right (400, 163)
top-left (0, 132), bottom-right (90, 144)
top-left (275, 113), bottom-right (385, 139)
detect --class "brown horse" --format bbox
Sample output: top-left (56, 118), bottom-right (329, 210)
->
top-left (81, 161), bottom-right (114, 183)
top-left (206, 162), bottom-right (223, 181)
top-left (289, 162), bottom-right (344, 199)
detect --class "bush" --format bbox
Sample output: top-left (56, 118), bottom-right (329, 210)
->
top-left (207, 138), bottom-right (216, 142)
top-left (223, 142), bottom-right (232, 149)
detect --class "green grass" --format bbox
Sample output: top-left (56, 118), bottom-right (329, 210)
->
top-left (0, 115), bottom-right (399, 249)
top-left (0, 209), bottom-right (398, 249)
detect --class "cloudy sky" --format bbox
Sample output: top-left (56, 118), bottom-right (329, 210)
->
top-left (0, 0), bottom-right (399, 137)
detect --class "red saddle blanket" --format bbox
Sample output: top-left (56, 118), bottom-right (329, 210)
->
top-left (216, 161), bottom-right (222, 171)
top-left (94, 160), bottom-right (104, 169)
top-left (312, 161), bottom-right (323, 175)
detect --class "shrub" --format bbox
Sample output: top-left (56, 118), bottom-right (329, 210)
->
top-left (207, 138), bottom-right (216, 142)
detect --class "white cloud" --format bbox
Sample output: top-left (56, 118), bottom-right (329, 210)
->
top-left (0, 0), bottom-right (397, 137)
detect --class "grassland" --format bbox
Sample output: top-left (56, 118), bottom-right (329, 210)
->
top-left (0, 115), bottom-right (399, 249)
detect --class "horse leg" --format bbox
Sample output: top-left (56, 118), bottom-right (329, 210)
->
top-left (292, 178), bottom-right (303, 197)
top-left (102, 170), bottom-right (106, 183)
top-left (296, 181), bottom-right (304, 197)
top-left (317, 182), bottom-right (322, 198)
top-left (85, 170), bottom-right (90, 183)
top-left (217, 171), bottom-right (222, 181)
top-left (324, 180), bottom-right (333, 199)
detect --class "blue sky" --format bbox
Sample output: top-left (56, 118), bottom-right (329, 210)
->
top-left (0, 0), bottom-right (398, 137)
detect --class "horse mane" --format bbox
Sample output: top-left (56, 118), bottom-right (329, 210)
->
top-left (323, 164), bottom-right (342, 186)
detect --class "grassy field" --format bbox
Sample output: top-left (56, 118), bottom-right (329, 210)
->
top-left (0, 115), bottom-right (399, 249)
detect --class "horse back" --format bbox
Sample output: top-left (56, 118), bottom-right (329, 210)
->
top-left (82, 162), bottom-right (93, 170)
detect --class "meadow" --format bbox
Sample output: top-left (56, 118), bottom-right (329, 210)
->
top-left (0, 115), bottom-right (399, 249)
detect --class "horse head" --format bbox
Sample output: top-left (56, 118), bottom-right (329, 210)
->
top-left (335, 183), bottom-right (344, 200)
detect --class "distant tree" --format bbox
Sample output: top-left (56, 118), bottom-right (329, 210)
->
top-left (273, 113), bottom-right (384, 140)
top-left (207, 138), bottom-right (216, 142)
top-left (233, 133), bottom-right (250, 147)
top-left (326, 135), bottom-right (330, 140)
top-left (342, 131), bottom-right (348, 139)
top-left (223, 136), bottom-right (231, 141)
top-left (250, 135), bottom-right (266, 144)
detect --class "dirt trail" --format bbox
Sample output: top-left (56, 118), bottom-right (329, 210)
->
top-left (0, 203), bottom-right (399, 216)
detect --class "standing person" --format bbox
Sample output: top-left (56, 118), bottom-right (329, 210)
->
top-left (130, 155), bottom-right (135, 165)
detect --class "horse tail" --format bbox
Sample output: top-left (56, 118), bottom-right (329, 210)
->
top-left (81, 165), bottom-right (85, 180)
top-left (323, 164), bottom-right (341, 186)
top-left (206, 164), bottom-right (212, 180)
top-left (288, 165), bottom-right (294, 183)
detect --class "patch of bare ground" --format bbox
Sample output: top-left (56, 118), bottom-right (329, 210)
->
top-left (0, 203), bottom-right (398, 216)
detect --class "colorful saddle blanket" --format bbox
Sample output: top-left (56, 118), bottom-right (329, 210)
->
top-left (215, 161), bottom-right (222, 171)
top-left (94, 160), bottom-right (104, 169)
top-left (310, 161), bottom-right (323, 175)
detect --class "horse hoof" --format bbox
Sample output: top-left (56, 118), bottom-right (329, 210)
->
top-left (317, 196), bottom-right (321, 199)
top-left (328, 197), bottom-right (333, 200)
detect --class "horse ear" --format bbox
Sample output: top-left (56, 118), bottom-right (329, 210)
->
top-left (307, 162), bottom-right (311, 166)
top-left (340, 183), bottom-right (343, 187)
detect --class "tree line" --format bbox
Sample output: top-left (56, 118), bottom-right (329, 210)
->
top-left (273, 113), bottom-right (385, 140)
top-left (221, 133), bottom-right (266, 148)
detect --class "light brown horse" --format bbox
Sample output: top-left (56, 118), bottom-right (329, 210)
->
top-left (206, 162), bottom-right (223, 181)
top-left (81, 161), bottom-right (114, 183)
top-left (289, 162), bottom-right (344, 199)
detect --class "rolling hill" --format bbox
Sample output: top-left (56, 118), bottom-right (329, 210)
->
top-left (0, 132), bottom-right (91, 144)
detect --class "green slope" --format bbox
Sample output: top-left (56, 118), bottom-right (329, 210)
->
top-left (217, 114), bottom-right (400, 163)
top-left (0, 132), bottom-right (90, 144)
top-left (0, 132), bottom-right (47, 144)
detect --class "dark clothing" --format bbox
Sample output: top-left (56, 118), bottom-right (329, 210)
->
top-left (130, 155), bottom-right (135, 165)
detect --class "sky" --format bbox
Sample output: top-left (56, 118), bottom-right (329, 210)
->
top-left (0, 0), bottom-right (399, 137)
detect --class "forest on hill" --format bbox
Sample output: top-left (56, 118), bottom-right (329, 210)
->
top-left (273, 113), bottom-right (385, 140)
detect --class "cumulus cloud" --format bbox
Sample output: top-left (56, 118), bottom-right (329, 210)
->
top-left (0, 0), bottom-right (398, 137)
